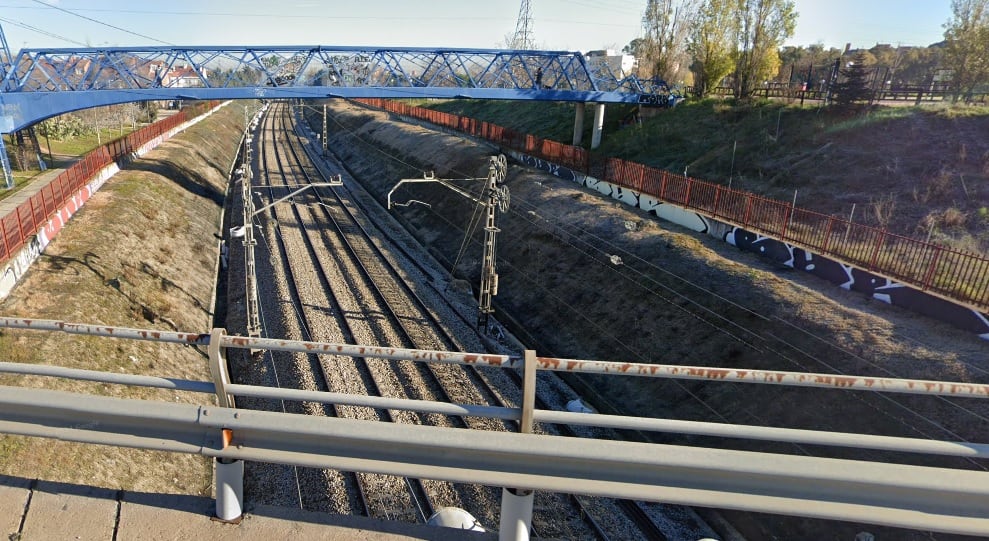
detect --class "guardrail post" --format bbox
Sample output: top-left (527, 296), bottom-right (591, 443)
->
top-left (208, 328), bottom-right (234, 408)
top-left (214, 457), bottom-right (244, 523)
top-left (208, 327), bottom-right (243, 523)
top-left (499, 349), bottom-right (537, 541)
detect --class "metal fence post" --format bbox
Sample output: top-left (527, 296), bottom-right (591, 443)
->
top-left (207, 328), bottom-right (234, 408)
top-left (208, 327), bottom-right (243, 522)
top-left (214, 457), bottom-right (244, 523)
top-left (499, 349), bottom-right (537, 541)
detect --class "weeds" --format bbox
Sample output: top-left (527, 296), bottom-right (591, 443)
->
top-left (943, 207), bottom-right (967, 228)
top-left (870, 193), bottom-right (897, 228)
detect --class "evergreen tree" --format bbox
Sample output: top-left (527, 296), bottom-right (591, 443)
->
top-left (833, 52), bottom-right (875, 107)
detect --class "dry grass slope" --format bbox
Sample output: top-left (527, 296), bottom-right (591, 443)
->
top-left (0, 104), bottom-right (244, 494)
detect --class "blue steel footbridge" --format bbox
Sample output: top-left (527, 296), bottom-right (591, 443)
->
top-left (0, 40), bottom-right (679, 184)
top-left (0, 43), bottom-right (677, 131)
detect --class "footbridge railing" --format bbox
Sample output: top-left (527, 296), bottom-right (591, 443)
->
top-left (2, 317), bottom-right (989, 537)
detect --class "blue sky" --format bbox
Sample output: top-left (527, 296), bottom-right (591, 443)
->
top-left (0, 0), bottom-right (953, 53)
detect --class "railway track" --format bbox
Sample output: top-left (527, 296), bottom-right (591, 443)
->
top-left (300, 97), bottom-right (989, 540)
top-left (238, 101), bottom-right (707, 539)
top-left (293, 103), bottom-right (720, 540)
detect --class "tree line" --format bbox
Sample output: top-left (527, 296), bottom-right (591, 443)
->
top-left (625, 0), bottom-right (989, 103)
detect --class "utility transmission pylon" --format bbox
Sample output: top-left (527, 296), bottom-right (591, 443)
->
top-left (510, 0), bottom-right (534, 50)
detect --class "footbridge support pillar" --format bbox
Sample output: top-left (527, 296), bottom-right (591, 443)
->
top-left (591, 103), bottom-right (605, 150)
top-left (0, 135), bottom-right (12, 189)
top-left (572, 103), bottom-right (585, 146)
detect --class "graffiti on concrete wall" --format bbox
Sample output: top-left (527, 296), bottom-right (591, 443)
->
top-left (514, 152), bottom-right (579, 182)
top-left (510, 151), bottom-right (989, 339)
top-left (0, 164), bottom-right (119, 300)
top-left (0, 104), bottom-right (215, 301)
top-left (724, 228), bottom-right (989, 337)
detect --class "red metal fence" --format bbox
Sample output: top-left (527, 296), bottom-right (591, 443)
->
top-left (604, 159), bottom-right (989, 311)
top-left (356, 98), bottom-right (989, 313)
top-left (356, 98), bottom-right (590, 173)
top-left (1, 101), bottom-right (220, 265)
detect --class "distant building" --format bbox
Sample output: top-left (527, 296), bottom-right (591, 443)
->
top-left (167, 65), bottom-right (206, 88)
top-left (584, 49), bottom-right (637, 78)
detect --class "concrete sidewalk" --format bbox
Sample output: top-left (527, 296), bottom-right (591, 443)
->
top-left (0, 167), bottom-right (67, 220)
top-left (1, 475), bottom-right (494, 540)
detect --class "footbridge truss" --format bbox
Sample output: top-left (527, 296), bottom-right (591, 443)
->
top-left (0, 45), bottom-right (677, 132)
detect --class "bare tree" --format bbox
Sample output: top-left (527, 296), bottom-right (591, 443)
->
top-left (733, 0), bottom-right (797, 98)
top-left (641, 0), bottom-right (699, 82)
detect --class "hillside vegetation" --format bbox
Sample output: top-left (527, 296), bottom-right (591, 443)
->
top-left (424, 98), bottom-right (989, 255)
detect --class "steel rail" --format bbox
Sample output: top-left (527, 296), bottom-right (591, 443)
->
top-left (4, 385), bottom-right (989, 537)
top-left (301, 102), bottom-right (683, 539)
top-left (257, 103), bottom-right (377, 517)
top-left (265, 102), bottom-right (433, 521)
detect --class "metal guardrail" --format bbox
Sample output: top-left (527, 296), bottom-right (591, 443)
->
top-left (3, 317), bottom-right (989, 535)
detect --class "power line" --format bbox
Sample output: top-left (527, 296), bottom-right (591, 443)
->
top-left (29, 0), bottom-right (173, 46)
top-left (0, 15), bottom-right (87, 47)
top-left (0, 5), bottom-right (510, 23)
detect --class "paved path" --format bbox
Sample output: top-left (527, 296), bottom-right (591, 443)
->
top-left (1, 475), bottom-right (494, 540)
top-left (0, 167), bottom-right (66, 220)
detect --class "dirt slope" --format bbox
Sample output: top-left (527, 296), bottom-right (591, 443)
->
top-left (321, 100), bottom-right (989, 540)
top-left (0, 104), bottom-right (243, 494)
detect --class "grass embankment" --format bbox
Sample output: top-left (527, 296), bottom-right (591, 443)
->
top-left (424, 98), bottom-right (989, 255)
top-left (0, 104), bottom-right (243, 493)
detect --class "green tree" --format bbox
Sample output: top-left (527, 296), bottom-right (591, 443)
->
top-left (942, 0), bottom-right (989, 101)
top-left (687, 0), bottom-right (736, 97)
top-left (833, 51), bottom-right (875, 107)
top-left (622, 37), bottom-right (648, 58)
top-left (733, 0), bottom-right (797, 98)
top-left (640, 0), bottom-right (698, 82)
top-left (894, 46), bottom-right (943, 87)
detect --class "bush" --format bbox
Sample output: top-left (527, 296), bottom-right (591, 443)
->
top-left (37, 115), bottom-right (94, 140)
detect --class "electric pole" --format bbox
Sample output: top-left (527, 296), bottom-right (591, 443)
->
top-left (388, 155), bottom-right (509, 333)
top-left (477, 155), bottom-right (508, 331)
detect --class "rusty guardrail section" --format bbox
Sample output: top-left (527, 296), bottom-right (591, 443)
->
top-left (0, 101), bottom-right (220, 264)
top-left (4, 317), bottom-right (989, 536)
top-left (354, 98), bottom-right (989, 313)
